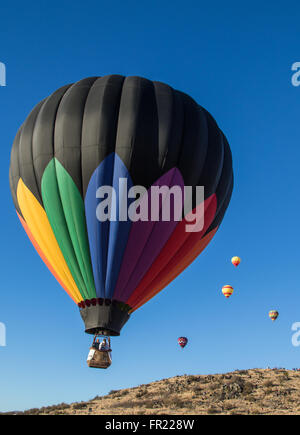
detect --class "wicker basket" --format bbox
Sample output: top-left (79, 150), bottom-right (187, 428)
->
top-left (87, 347), bottom-right (112, 369)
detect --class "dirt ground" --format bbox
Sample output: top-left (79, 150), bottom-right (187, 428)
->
top-left (3, 369), bottom-right (300, 415)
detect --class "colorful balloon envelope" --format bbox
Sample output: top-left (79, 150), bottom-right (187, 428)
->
top-left (178, 337), bottom-right (188, 348)
top-left (269, 310), bottom-right (279, 321)
top-left (222, 285), bottom-right (234, 298)
top-left (231, 256), bottom-right (241, 267)
top-left (9, 75), bottom-right (233, 338)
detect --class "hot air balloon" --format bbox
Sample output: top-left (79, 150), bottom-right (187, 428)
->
top-left (231, 256), bottom-right (241, 267)
top-left (222, 285), bottom-right (234, 298)
top-left (178, 337), bottom-right (188, 348)
top-left (9, 75), bottom-right (233, 367)
top-left (269, 310), bottom-right (279, 321)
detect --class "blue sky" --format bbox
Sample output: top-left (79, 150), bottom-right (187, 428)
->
top-left (0, 0), bottom-right (300, 412)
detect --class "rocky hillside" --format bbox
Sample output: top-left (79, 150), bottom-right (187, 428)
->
top-left (3, 369), bottom-right (300, 415)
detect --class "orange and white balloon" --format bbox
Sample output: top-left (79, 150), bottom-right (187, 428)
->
top-left (222, 285), bottom-right (234, 298)
top-left (231, 256), bottom-right (241, 267)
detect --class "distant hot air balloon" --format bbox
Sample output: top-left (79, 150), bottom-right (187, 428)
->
top-left (231, 256), bottom-right (241, 267)
top-left (9, 75), bottom-right (233, 366)
top-left (178, 337), bottom-right (188, 348)
top-left (269, 310), bottom-right (279, 321)
top-left (222, 285), bottom-right (234, 298)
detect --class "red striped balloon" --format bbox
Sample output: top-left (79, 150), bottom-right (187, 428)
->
top-left (178, 337), bottom-right (188, 348)
top-left (222, 285), bottom-right (234, 298)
